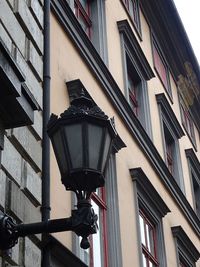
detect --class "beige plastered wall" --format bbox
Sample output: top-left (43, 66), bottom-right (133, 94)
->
top-left (50, 1), bottom-right (200, 266)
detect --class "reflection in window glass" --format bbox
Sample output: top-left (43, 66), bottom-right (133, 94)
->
top-left (139, 214), bottom-right (145, 245)
top-left (92, 200), bottom-right (102, 267)
top-left (139, 210), bottom-right (158, 267)
top-left (74, 0), bottom-right (92, 38)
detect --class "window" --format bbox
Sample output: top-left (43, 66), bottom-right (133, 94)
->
top-left (156, 93), bottom-right (184, 190)
top-left (130, 168), bottom-right (170, 267)
top-left (67, 0), bottom-right (108, 62)
top-left (172, 226), bottom-right (200, 267)
top-left (192, 176), bottom-right (200, 217)
top-left (125, 53), bottom-right (150, 132)
top-left (179, 95), bottom-right (196, 147)
top-left (179, 261), bottom-right (187, 267)
top-left (122, 0), bottom-right (140, 32)
top-left (118, 20), bottom-right (154, 137)
top-left (163, 124), bottom-right (175, 175)
top-left (152, 38), bottom-right (172, 98)
top-left (139, 210), bottom-right (159, 267)
top-left (185, 149), bottom-right (200, 218)
top-left (74, 0), bottom-right (92, 38)
top-left (127, 60), bottom-right (140, 117)
top-left (79, 189), bottom-right (108, 267)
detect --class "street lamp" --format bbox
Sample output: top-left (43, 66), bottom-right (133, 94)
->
top-left (0, 94), bottom-right (121, 251)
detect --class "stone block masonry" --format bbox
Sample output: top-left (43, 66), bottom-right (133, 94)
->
top-left (14, 0), bottom-right (43, 54)
top-left (0, 170), bottom-right (6, 209)
top-left (1, 136), bottom-right (22, 186)
top-left (8, 180), bottom-right (41, 223)
top-left (0, 0), bottom-right (43, 265)
top-left (0, 0), bottom-right (26, 55)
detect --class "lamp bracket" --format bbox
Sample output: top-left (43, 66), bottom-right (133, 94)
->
top-left (0, 214), bottom-right (18, 250)
top-left (0, 203), bottom-right (98, 251)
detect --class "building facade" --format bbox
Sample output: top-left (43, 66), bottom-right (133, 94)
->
top-left (0, 0), bottom-right (200, 266)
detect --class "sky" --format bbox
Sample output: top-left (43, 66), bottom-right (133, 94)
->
top-left (173, 0), bottom-right (200, 66)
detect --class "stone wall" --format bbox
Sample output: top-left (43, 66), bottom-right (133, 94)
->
top-left (0, 0), bottom-right (43, 265)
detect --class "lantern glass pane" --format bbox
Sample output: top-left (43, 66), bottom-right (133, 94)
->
top-left (101, 129), bottom-right (111, 172)
top-left (65, 124), bottom-right (83, 169)
top-left (52, 130), bottom-right (68, 174)
top-left (88, 124), bottom-right (103, 169)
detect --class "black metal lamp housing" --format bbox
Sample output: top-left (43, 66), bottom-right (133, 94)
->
top-left (47, 95), bottom-right (117, 198)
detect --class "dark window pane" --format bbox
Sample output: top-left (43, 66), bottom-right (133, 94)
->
top-left (65, 124), bottom-right (83, 169)
top-left (88, 124), bottom-right (103, 170)
top-left (153, 42), bottom-right (170, 93)
top-left (74, 0), bottom-right (92, 38)
top-left (52, 130), bottom-right (68, 173)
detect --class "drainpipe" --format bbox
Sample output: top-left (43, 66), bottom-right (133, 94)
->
top-left (42, 0), bottom-right (51, 266)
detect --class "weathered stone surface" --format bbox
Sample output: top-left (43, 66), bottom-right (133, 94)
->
top-left (0, 23), bottom-right (12, 53)
top-left (14, 0), bottom-right (43, 54)
top-left (4, 240), bottom-right (20, 265)
top-left (24, 238), bottom-right (41, 267)
top-left (0, 0), bottom-right (25, 55)
top-left (9, 181), bottom-right (41, 223)
top-left (38, 0), bottom-right (44, 6)
top-left (16, 49), bottom-right (42, 108)
top-left (29, 0), bottom-right (44, 28)
top-left (22, 161), bottom-right (41, 205)
top-left (11, 127), bottom-right (42, 171)
top-left (31, 111), bottom-right (42, 140)
top-left (0, 121), bottom-right (5, 150)
top-left (0, 170), bottom-right (6, 209)
top-left (1, 137), bottom-right (22, 186)
top-left (28, 41), bottom-right (43, 81)
top-left (7, 0), bottom-right (15, 9)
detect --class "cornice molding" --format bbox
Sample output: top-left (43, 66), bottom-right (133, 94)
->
top-left (130, 168), bottom-right (170, 217)
top-left (156, 93), bottom-right (184, 138)
top-left (51, 0), bottom-right (200, 237)
top-left (117, 20), bottom-right (154, 80)
top-left (172, 226), bottom-right (200, 263)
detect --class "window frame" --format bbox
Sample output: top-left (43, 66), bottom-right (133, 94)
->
top-left (139, 210), bottom-right (159, 267)
top-left (172, 226), bottom-right (200, 267)
top-left (179, 95), bottom-right (196, 150)
top-left (185, 149), bottom-right (200, 218)
top-left (74, 0), bottom-right (92, 39)
top-left (131, 168), bottom-right (170, 267)
top-left (67, 0), bottom-right (108, 63)
top-left (156, 93), bottom-right (185, 191)
top-left (120, 0), bottom-right (142, 39)
top-left (127, 71), bottom-right (139, 117)
top-left (89, 189), bottom-right (108, 267)
top-left (118, 20), bottom-right (154, 138)
top-left (152, 36), bottom-right (172, 100)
